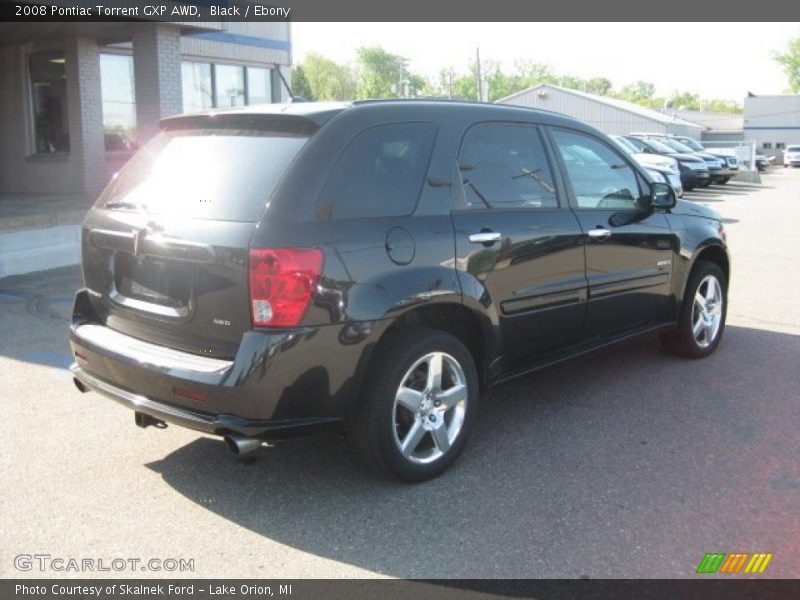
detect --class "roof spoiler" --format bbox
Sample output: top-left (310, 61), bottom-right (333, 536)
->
top-left (160, 112), bottom-right (320, 136)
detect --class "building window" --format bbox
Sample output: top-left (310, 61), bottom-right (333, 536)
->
top-left (181, 61), bottom-right (213, 113)
top-left (181, 62), bottom-right (276, 113)
top-left (29, 50), bottom-right (69, 153)
top-left (215, 64), bottom-right (245, 108)
top-left (247, 67), bottom-right (273, 105)
top-left (763, 142), bottom-right (772, 149)
top-left (776, 142), bottom-right (786, 150)
top-left (100, 53), bottom-right (136, 151)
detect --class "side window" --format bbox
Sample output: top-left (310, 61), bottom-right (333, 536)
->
top-left (457, 123), bottom-right (558, 210)
top-left (316, 122), bottom-right (436, 220)
top-left (551, 129), bottom-right (643, 210)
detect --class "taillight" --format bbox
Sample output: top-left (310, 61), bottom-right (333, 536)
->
top-left (248, 248), bottom-right (323, 328)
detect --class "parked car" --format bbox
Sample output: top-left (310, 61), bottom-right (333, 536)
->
top-left (625, 135), bottom-right (710, 191)
top-left (668, 135), bottom-right (739, 178)
top-left (636, 135), bottom-right (730, 185)
top-left (756, 153), bottom-right (771, 171)
top-left (783, 144), bottom-right (800, 167)
top-left (70, 101), bottom-right (729, 481)
top-left (610, 134), bottom-right (683, 197)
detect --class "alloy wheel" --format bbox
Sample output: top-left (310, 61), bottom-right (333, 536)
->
top-left (692, 274), bottom-right (723, 348)
top-left (392, 352), bottom-right (468, 464)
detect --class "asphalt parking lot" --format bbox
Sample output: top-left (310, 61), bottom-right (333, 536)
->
top-left (1, 169), bottom-right (798, 579)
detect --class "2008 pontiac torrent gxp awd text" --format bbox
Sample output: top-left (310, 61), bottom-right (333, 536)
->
top-left (70, 100), bottom-right (729, 481)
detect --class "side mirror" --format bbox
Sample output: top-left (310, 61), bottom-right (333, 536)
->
top-left (650, 181), bottom-right (676, 209)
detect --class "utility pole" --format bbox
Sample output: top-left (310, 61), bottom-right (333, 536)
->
top-left (476, 47), bottom-right (483, 102)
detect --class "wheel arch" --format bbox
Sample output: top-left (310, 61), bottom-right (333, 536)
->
top-left (693, 243), bottom-right (730, 287)
top-left (676, 241), bottom-right (730, 308)
top-left (360, 302), bottom-right (495, 397)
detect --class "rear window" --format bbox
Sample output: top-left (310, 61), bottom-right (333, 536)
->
top-left (315, 122), bottom-right (436, 220)
top-left (98, 129), bottom-right (309, 222)
top-left (787, 145), bottom-right (800, 152)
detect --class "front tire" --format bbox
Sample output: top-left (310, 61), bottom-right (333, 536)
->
top-left (660, 261), bottom-right (727, 358)
top-left (349, 328), bottom-right (479, 482)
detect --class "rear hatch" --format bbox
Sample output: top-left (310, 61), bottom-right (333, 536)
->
top-left (81, 115), bottom-right (315, 359)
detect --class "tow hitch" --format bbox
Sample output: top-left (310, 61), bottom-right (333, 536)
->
top-left (135, 412), bottom-right (167, 429)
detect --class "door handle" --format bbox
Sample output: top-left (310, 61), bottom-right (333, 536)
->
top-left (468, 231), bottom-right (502, 244)
top-left (587, 228), bottom-right (612, 241)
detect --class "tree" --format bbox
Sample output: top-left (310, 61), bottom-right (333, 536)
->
top-left (290, 65), bottom-right (313, 100)
top-left (703, 99), bottom-right (743, 114)
top-left (774, 35), bottom-right (800, 93)
top-left (513, 60), bottom-right (557, 85)
top-left (406, 73), bottom-right (429, 97)
top-left (355, 46), bottom-right (409, 99)
top-left (669, 91), bottom-right (701, 111)
top-left (586, 77), bottom-right (613, 95)
top-left (619, 80), bottom-right (656, 103)
top-left (299, 53), bottom-right (356, 100)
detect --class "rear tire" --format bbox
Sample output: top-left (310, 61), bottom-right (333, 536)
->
top-left (349, 328), bottom-right (479, 482)
top-left (660, 261), bottom-right (727, 359)
top-left (719, 177), bottom-right (730, 184)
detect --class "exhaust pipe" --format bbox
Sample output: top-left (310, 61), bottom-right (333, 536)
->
top-left (224, 434), bottom-right (262, 456)
top-left (73, 377), bottom-right (89, 393)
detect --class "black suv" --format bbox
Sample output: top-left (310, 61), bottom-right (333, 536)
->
top-left (70, 101), bottom-right (729, 481)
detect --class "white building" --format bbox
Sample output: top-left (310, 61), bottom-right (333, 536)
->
top-left (743, 94), bottom-right (800, 161)
top-left (496, 84), bottom-right (705, 138)
top-left (674, 109), bottom-right (744, 143)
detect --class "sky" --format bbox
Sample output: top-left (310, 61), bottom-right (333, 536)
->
top-left (292, 22), bottom-right (800, 102)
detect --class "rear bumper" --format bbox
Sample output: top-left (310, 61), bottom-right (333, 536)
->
top-left (70, 364), bottom-right (340, 439)
top-left (709, 168), bottom-right (731, 182)
top-left (69, 288), bottom-right (382, 438)
top-left (680, 170), bottom-right (710, 188)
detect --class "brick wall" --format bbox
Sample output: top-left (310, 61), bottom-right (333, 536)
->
top-left (133, 24), bottom-right (183, 144)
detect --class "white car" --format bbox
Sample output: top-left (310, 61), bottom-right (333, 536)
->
top-left (783, 145), bottom-right (800, 168)
top-left (610, 135), bottom-right (683, 197)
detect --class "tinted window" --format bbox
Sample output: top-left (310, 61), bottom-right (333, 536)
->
top-left (98, 130), bottom-right (309, 222)
top-left (316, 122), bottom-right (436, 220)
top-left (552, 129), bottom-right (642, 210)
top-left (29, 50), bottom-right (69, 153)
top-left (457, 123), bottom-right (557, 209)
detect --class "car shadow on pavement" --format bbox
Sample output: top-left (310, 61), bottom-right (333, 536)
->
top-left (145, 325), bottom-right (800, 578)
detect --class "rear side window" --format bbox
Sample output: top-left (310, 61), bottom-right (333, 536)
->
top-left (457, 123), bottom-right (558, 210)
top-left (316, 122), bottom-right (436, 220)
top-left (98, 130), bottom-right (309, 222)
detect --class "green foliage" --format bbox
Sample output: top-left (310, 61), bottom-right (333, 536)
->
top-left (355, 46), bottom-right (410, 99)
top-left (774, 35), bottom-right (800, 93)
top-left (299, 53), bottom-right (357, 101)
top-left (290, 65), bottom-right (313, 100)
top-left (292, 48), bottom-right (743, 114)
